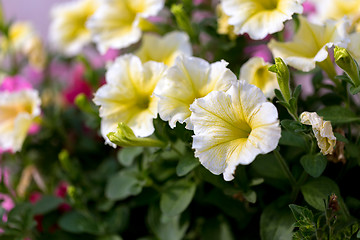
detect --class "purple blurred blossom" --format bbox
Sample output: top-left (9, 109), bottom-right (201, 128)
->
top-left (244, 44), bottom-right (272, 62)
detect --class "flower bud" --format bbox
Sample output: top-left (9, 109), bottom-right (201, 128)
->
top-left (334, 46), bottom-right (360, 87)
top-left (171, 4), bottom-right (195, 41)
top-left (268, 57), bottom-right (291, 102)
top-left (107, 123), bottom-right (166, 148)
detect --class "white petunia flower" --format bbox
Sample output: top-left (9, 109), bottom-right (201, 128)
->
top-left (190, 81), bottom-right (281, 181)
top-left (87, 0), bottom-right (164, 54)
top-left (155, 55), bottom-right (236, 129)
top-left (268, 16), bottom-right (349, 72)
top-left (239, 57), bottom-right (279, 99)
top-left (220, 0), bottom-right (304, 40)
top-left (0, 90), bottom-right (41, 152)
top-left (93, 54), bottom-right (166, 147)
top-left (308, 0), bottom-right (360, 27)
top-left (135, 31), bottom-right (192, 66)
top-left (300, 111), bottom-right (336, 155)
top-left (347, 32), bottom-right (360, 63)
top-left (49, 0), bottom-right (99, 56)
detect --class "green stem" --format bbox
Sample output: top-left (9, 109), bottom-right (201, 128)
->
top-left (317, 56), bottom-right (341, 88)
top-left (274, 150), bottom-right (297, 187)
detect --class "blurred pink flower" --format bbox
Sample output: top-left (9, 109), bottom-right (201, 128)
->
top-left (0, 194), bottom-right (14, 222)
top-left (28, 124), bottom-right (41, 135)
top-left (303, 1), bottom-right (316, 15)
top-left (0, 75), bottom-right (32, 92)
top-left (62, 64), bottom-right (92, 105)
top-left (244, 44), bottom-right (272, 62)
top-left (55, 181), bottom-right (71, 212)
top-left (29, 191), bottom-right (42, 204)
top-left (21, 66), bottom-right (44, 87)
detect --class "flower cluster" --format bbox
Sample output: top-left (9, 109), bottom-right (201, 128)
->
top-left (2, 0), bottom-right (360, 239)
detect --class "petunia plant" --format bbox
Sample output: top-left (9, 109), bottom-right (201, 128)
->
top-left (1, 0), bottom-right (360, 239)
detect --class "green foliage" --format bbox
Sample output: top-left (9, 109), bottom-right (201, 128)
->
top-left (160, 179), bottom-right (196, 217)
top-left (317, 106), bottom-right (360, 124)
top-left (300, 154), bottom-right (327, 178)
top-left (105, 168), bottom-right (147, 200)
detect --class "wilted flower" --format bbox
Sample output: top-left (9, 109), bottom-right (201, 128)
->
top-left (93, 54), bottom-right (166, 147)
top-left (190, 81), bottom-right (281, 181)
top-left (220, 0), bottom-right (304, 40)
top-left (135, 31), bottom-right (192, 66)
top-left (0, 89), bottom-right (41, 152)
top-left (239, 57), bottom-right (279, 98)
top-left (268, 16), bottom-right (349, 72)
top-left (300, 111), bottom-right (336, 155)
top-left (49, 0), bottom-right (99, 56)
top-left (155, 55), bottom-right (235, 129)
top-left (87, 0), bottom-right (165, 54)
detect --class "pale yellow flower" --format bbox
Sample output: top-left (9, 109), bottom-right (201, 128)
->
top-left (239, 57), bottom-right (278, 98)
top-left (93, 54), bottom-right (166, 147)
top-left (216, 4), bottom-right (236, 40)
top-left (220, 0), bottom-right (304, 40)
top-left (0, 22), bottom-right (46, 69)
top-left (155, 55), bottom-right (236, 129)
top-left (135, 31), bottom-right (192, 66)
top-left (300, 111), bottom-right (336, 155)
top-left (309, 0), bottom-right (360, 27)
top-left (0, 90), bottom-right (41, 152)
top-left (268, 16), bottom-right (349, 72)
top-left (49, 0), bottom-right (99, 56)
top-left (190, 81), bottom-right (281, 181)
top-left (347, 32), bottom-right (360, 62)
top-left (87, 0), bottom-right (164, 54)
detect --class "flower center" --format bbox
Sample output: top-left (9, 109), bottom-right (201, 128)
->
top-left (136, 95), bottom-right (150, 110)
top-left (256, 0), bottom-right (278, 10)
top-left (253, 66), bottom-right (270, 90)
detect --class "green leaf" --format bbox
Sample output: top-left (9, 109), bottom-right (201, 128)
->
top-left (176, 155), bottom-right (200, 176)
top-left (350, 85), bottom-right (360, 95)
top-left (104, 206), bottom-right (129, 234)
top-left (279, 130), bottom-right (308, 150)
top-left (293, 85), bottom-right (302, 99)
top-left (281, 120), bottom-right (306, 132)
top-left (117, 147), bottom-right (143, 167)
top-left (260, 199), bottom-right (294, 240)
top-left (105, 168), bottom-right (146, 200)
top-left (147, 205), bottom-right (188, 240)
top-left (97, 236), bottom-right (123, 240)
top-left (289, 204), bottom-right (314, 223)
top-left (201, 216), bottom-right (234, 240)
top-left (289, 204), bottom-right (316, 238)
top-left (160, 180), bottom-right (196, 217)
top-left (275, 89), bottom-right (285, 102)
top-left (32, 195), bottom-right (64, 215)
top-left (300, 154), bottom-right (327, 178)
top-left (59, 211), bottom-right (100, 234)
top-left (318, 106), bottom-right (360, 124)
top-left (300, 177), bottom-right (341, 211)
top-left (243, 190), bottom-right (256, 204)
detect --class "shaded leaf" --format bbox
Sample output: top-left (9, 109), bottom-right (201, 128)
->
top-left (117, 147), bottom-right (143, 167)
top-left (160, 180), bottom-right (196, 217)
top-left (32, 195), bottom-right (64, 215)
top-left (176, 155), bottom-right (200, 176)
top-left (318, 106), bottom-right (360, 124)
top-left (300, 154), bottom-right (327, 178)
top-left (59, 211), bottom-right (100, 234)
top-left (105, 168), bottom-right (146, 200)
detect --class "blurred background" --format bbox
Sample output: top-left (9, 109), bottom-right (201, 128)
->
top-left (3, 0), bottom-right (63, 39)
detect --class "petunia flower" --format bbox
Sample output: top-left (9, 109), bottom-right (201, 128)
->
top-left (220, 0), bottom-right (304, 40)
top-left (155, 55), bottom-right (236, 129)
top-left (308, 0), bottom-right (360, 28)
top-left (239, 57), bottom-right (279, 98)
top-left (300, 111), bottom-right (336, 155)
top-left (0, 22), bottom-right (46, 69)
top-left (87, 0), bottom-right (164, 54)
top-left (190, 80), bottom-right (281, 181)
top-left (135, 31), bottom-right (192, 66)
top-left (0, 89), bottom-right (41, 152)
top-left (49, 0), bottom-right (99, 56)
top-left (216, 4), bottom-right (236, 40)
top-left (93, 54), bottom-right (166, 147)
top-left (268, 16), bottom-right (349, 72)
